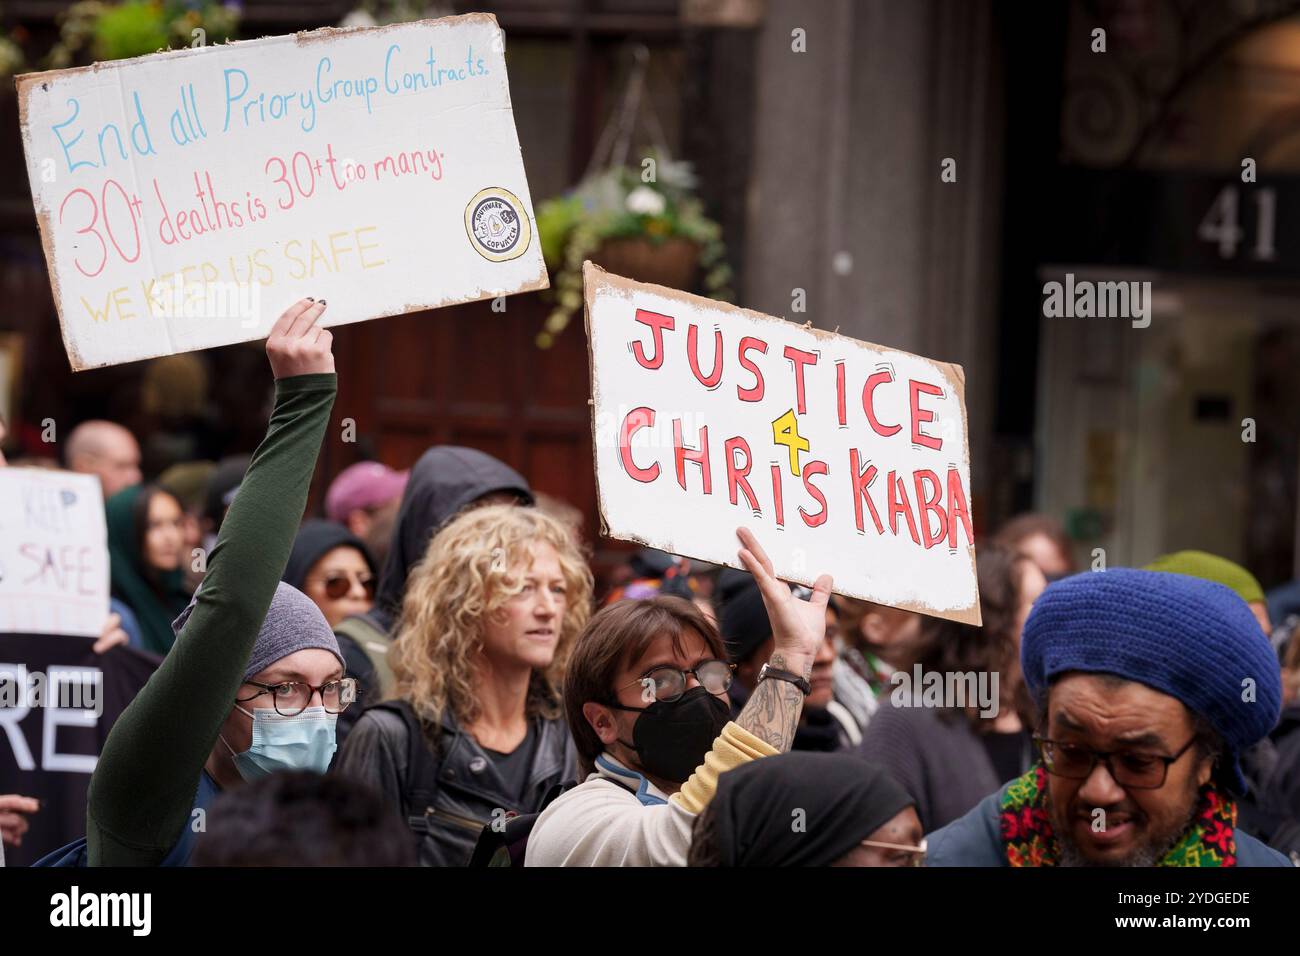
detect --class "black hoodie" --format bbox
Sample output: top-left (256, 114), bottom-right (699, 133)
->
top-left (282, 519), bottom-right (375, 591)
top-left (367, 445), bottom-right (533, 634)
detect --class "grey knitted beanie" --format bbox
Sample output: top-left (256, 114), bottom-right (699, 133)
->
top-left (172, 580), bottom-right (345, 680)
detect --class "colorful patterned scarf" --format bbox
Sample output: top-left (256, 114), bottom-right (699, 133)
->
top-left (999, 765), bottom-right (1237, 867)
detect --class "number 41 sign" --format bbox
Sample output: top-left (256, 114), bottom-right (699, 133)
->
top-left (1198, 183), bottom-right (1275, 262)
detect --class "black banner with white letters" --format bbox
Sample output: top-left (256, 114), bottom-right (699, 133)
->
top-left (0, 634), bottom-right (157, 866)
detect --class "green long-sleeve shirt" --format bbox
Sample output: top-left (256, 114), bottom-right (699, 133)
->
top-left (86, 373), bottom-right (337, 866)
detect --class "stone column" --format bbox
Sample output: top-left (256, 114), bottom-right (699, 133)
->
top-left (745, 0), bottom-right (1005, 495)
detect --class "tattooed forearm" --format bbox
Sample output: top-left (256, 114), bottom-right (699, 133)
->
top-left (734, 654), bottom-right (807, 751)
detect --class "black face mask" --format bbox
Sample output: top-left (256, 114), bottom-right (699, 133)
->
top-left (608, 686), bottom-right (731, 784)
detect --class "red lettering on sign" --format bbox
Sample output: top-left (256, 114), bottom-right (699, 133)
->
top-left (783, 346), bottom-right (818, 415)
top-left (769, 465), bottom-right (784, 527)
top-left (631, 308), bottom-right (675, 370)
top-left (863, 370), bottom-right (901, 438)
top-left (835, 361), bottom-right (847, 427)
top-left (618, 407), bottom-right (660, 483)
top-left (914, 469), bottom-right (947, 549)
top-left (799, 460), bottom-right (829, 528)
top-left (725, 436), bottom-right (759, 512)
top-left (887, 470), bottom-right (921, 546)
top-left (947, 465), bottom-right (973, 549)
top-left (687, 324), bottom-right (724, 389)
top-left (849, 449), bottom-right (884, 535)
top-left (909, 380), bottom-right (944, 450)
top-left (673, 420), bottom-right (712, 495)
top-left (737, 337), bottom-right (769, 402)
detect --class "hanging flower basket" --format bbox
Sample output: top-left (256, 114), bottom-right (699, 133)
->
top-left (533, 45), bottom-right (733, 349)
top-left (535, 162), bottom-right (732, 349)
top-left (590, 236), bottom-right (699, 290)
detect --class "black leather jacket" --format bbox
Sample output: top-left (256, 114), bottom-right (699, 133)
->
top-left (333, 700), bottom-right (576, 866)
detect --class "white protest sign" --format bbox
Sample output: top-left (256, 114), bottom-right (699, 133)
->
top-left (0, 469), bottom-right (109, 637)
top-left (585, 263), bottom-right (980, 624)
top-left (17, 13), bottom-right (546, 370)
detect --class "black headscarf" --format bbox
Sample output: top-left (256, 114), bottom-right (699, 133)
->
top-left (282, 519), bottom-right (375, 591)
top-left (368, 446), bottom-right (532, 633)
top-left (712, 752), bottom-right (914, 866)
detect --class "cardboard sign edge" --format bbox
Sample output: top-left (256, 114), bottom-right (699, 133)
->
top-left (582, 260), bottom-right (982, 627)
top-left (15, 11), bottom-right (550, 373)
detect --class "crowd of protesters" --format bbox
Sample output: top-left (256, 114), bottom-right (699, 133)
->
top-left (2, 301), bottom-right (1298, 868)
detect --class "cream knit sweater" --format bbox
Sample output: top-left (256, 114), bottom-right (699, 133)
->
top-left (524, 722), bottom-right (777, 867)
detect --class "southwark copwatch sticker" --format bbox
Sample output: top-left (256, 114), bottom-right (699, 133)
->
top-left (465, 186), bottom-right (532, 262)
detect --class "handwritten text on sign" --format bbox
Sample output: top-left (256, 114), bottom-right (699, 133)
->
top-left (0, 469), bottom-right (108, 637)
top-left (585, 264), bottom-right (979, 624)
top-left (17, 13), bottom-right (546, 370)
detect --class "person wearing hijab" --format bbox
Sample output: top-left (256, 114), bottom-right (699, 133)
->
top-left (106, 484), bottom-right (192, 654)
top-left (283, 520), bottom-right (376, 629)
top-left (332, 445), bottom-right (532, 743)
top-left (33, 298), bottom-right (341, 867)
top-left (688, 752), bottom-right (923, 866)
top-left (158, 459), bottom-right (216, 591)
top-left (927, 568), bottom-right (1290, 867)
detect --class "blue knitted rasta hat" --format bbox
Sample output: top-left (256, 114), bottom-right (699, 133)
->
top-left (1021, 568), bottom-right (1282, 793)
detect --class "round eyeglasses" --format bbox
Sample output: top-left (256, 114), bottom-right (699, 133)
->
top-left (237, 677), bottom-right (358, 716)
top-left (615, 659), bottom-right (735, 704)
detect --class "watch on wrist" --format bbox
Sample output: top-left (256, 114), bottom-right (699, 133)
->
top-left (758, 662), bottom-right (812, 696)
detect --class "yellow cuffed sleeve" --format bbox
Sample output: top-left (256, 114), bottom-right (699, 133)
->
top-left (670, 721), bottom-right (779, 814)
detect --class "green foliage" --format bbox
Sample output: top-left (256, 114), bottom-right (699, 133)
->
top-left (339, 0), bottom-right (447, 28)
top-left (93, 1), bottom-right (170, 61)
top-left (46, 0), bottom-right (241, 70)
top-left (535, 155), bottom-right (733, 349)
top-left (0, 35), bottom-right (25, 77)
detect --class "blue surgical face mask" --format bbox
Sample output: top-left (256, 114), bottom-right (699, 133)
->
top-left (219, 705), bottom-right (337, 781)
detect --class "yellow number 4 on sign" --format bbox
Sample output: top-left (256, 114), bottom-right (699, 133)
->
top-left (772, 409), bottom-right (810, 476)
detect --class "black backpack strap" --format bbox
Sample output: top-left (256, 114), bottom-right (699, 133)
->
top-left (539, 780), bottom-right (576, 810)
top-left (368, 700), bottom-right (442, 832)
top-left (467, 779), bottom-right (579, 867)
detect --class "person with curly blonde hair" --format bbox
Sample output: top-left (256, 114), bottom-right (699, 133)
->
top-left (333, 502), bottom-right (593, 866)
top-left (330, 445), bottom-right (532, 747)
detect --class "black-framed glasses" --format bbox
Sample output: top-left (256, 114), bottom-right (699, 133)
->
top-left (1034, 734), bottom-right (1198, 790)
top-left (237, 677), bottom-right (358, 716)
top-left (614, 659), bottom-right (735, 704)
top-left (311, 570), bottom-right (376, 601)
